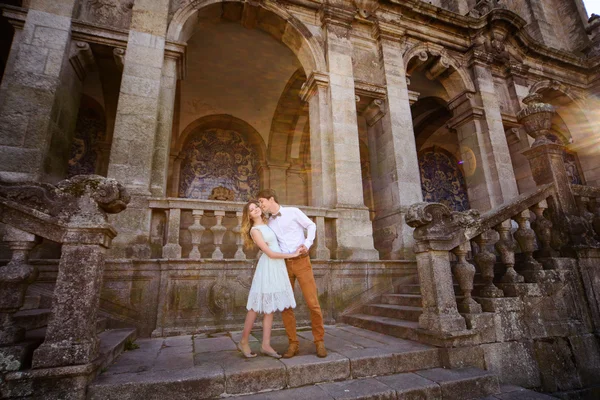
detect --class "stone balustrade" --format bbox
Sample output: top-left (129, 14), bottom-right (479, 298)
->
top-left (0, 175), bottom-right (129, 370)
top-left (406, 182), bottom-right (559, 337)
top-left (148, 198), bottom-right (339, 260)
top-left (571, 184), bottom-right (600, 245)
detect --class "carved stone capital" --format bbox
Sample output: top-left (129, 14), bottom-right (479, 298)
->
top-left (69, 41), bottom-right (95, 81)
top-left (299, 72), bottom-right (329, 102)
top-left (113, 47), bottom-right (126, 70)
top-left (353, 0), bottom-right (380, 19)
top-left (363, 99), bottom-right (386, 126)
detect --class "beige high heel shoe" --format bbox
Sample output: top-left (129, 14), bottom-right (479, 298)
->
top-left (260, 347), bottom-right (282, 359)
top-left (237, 342), bottom-right (257, 358)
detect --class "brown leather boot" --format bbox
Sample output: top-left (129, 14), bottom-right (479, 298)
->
top-left (315, 341), bottom-right (327, 358)
top-left (282, 342), bottom-right (299, 359)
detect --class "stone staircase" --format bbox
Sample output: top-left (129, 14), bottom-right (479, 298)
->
top-left (86, 324), bottom-right (556, 400)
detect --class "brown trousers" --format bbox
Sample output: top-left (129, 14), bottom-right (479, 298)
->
top-left (282, 254), bottom-right (325, 344)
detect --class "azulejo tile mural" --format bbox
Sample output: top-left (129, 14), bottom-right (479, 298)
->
top-left (419, 148), bottom-right (470, 212)
top-left (179, 128), bottom-right (260, 201)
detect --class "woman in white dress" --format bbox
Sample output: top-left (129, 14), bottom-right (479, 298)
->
top-left (237, 200), bottom-right (299, 358)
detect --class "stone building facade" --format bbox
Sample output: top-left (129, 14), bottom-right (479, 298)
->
top-left (1, 0), bottom-right (600, 398)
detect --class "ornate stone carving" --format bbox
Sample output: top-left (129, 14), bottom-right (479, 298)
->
top-left (0, 175), bottom-right (130, 225)
top-left (353, 0), bottom-right (379, 18)
top-left (406, 202), bottom-right (479, 243)
top-left (516, 94), bottom-right (557, 147)
top-left (468, 0), bottom-right (506, 18)
top-left (78, 0), bottom-right (134, 30)
top-left (208, 186), bottom-right (235, 201)
top-left (585, 14), bottom-right (600, 58)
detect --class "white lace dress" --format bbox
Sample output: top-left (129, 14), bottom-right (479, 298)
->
top-left (246, 225), bottom-right (297, 314)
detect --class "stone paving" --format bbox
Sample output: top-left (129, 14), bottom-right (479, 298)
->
top-left (88, 324), bottom-right (556, 399)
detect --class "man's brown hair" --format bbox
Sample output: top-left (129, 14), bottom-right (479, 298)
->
top-left (256, 189), bottom-right (278, 204)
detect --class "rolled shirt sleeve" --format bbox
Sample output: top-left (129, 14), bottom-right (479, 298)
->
top-left (295, 208), bottom-right (316, 249)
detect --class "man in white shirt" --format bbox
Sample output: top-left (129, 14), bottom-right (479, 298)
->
top-left (257, 189), bottom-right (327, 358)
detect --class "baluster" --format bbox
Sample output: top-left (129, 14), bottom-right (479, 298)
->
top-left (452, 243), bottom-right (481, 313)
top-left (495, 220), bottom-right (524, 283)
top-left (232, 211), bottom-right (246, 260)
top-left (473, 230), bottom-right (504, 298)
top-left (514, 210), bottom-right (543, 282)
top-left (314, 216), bottom-right (330, 260)
top-left (530, 200), bottom-right (555, 258)
top-left (211, 211), bottom-right (227, 259)
top-left (0, 226), bottom-right (38, 346)
top-left (162, 208), bottom-right (182, 259)
top-left (188, 210), bottom-right (205, 260)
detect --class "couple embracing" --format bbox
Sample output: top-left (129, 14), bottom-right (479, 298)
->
top-left (236, 189), bottom-right (327, 359)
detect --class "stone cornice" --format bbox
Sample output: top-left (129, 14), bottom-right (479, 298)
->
top-left (299, 71), bottom-right (329, 102)
top-left (0, 4), bottom-right (27, 30)
top-left (354, 80), bottom-right (387, 100)
top-left (319, 3), bottom-right (356, 31)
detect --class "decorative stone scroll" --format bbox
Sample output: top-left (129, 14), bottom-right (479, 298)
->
top-left (0, 175), bottom-right (130, 369)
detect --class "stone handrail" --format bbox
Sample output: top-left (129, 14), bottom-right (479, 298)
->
top-left (148, 198), bottom-right (338, 260)
top-left (406, 183), bottom-right (558, 337)
top-left (0, 175), bottom-right (129, 370)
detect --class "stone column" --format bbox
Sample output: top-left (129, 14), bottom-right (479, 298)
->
top-left (106, 0), bottom-right (170, 257)
top-left (448, 84), bottom-right (518, 211)
top-left (33, 227), bottom-right (115, 368)
top-left (369, 25), bottom-right (423, 260)
top-left (300, 72), bottom-right (335, 208)
top-left (268, 162), bottom-right (290, 204)
top-left (518, 94), bottom-right (577, 216)
top-left (406, 203), bottom-right (468, 335)
top-left (319, 8), bottom-right (378, 260)
top-left (150, 53), bottom-right (181, 197)
top-left (0, 0), bottom-right (77, 182)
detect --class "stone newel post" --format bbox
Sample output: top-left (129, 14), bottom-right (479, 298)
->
top-left (0, 175), bottom-right (129, 369)
top-left (406, 203), bottom-right (480, 334)
top-left (518, 94), bottom-right (577, 216)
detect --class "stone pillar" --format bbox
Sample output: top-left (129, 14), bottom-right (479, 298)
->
top-left (150, 54), bottom-right (181, 197)
top-left (368, 24), bottom-right (423, 260)
top-left (518, 94), bottom-right (577, 216)
top-left (162, 207), bottom-right (181, 259)
top-left (106, 0), bottom-right (170, 257)
top-left (32, 227), bottom-right (115, 368)
top-left (319, 7), bottom-right (378, 260)
top-left (0, 0), bottom-right (76, 182)
top-left (448, 83), bottom-right (518, 211)
top-left (268, 162), bottom-right (290, 204)
top-left (300, 72), bottom-right (335, 208)
top-left (406, 203), bottom-right (469, 335)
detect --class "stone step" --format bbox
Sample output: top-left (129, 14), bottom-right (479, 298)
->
top-left (363, 304), bottom-right (422, 322)
top-left (235, 367), bottom-right (499, 400)
top-left (96, 316), bottom-right (108, 334)
top-left (395, 284), bottom-right (422, 295)
top-left (87, 325), bottom-right (442, 399)
top-left (381, 293), bottom-right (422, 307)
top-left (13, 309), bottom-right (51, 331)
top-left (342, 313), bottom-right (420, 342)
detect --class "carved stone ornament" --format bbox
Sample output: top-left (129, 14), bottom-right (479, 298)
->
top-left (208, 186), bottom-right (235, 201)
top-left (0, 175), bottom-right (130, 225)
top-left (353, 0), bottom-right (380, 18)
top-left (469, 0), bottom-right (506, 18)
top-left (406, 202), bottom-right (480, 244)
top-left (79, 0), bottom-right (134, 30)
top-left (208, 277), bottom-right (236, 318)
top-left (516, 93), bottom-right (557, 147)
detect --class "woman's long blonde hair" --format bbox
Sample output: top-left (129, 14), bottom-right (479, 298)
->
top-left (241, 200), bottom-right (267, 249)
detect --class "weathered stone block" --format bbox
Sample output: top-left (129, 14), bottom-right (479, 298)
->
top-left (533, 337), bottom-right (582, 393)
top-left (282, 352), bottom-right (349, 387)
top-left (377, 372), bottom-right (441, 400)
top-left (481, 341), bottom-right (541, 388)
top-left (568, 335), bottom-right (600, 387)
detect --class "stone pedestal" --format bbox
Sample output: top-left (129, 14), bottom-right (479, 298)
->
top-left (33, 228), bottom-right (115, 368)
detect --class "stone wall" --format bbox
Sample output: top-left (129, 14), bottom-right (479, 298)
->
top-left (25, 259), bottom-right (418, 338)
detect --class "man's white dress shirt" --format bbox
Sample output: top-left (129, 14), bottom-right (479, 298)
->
top-left (267, 206), bottom-right (316, 254)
